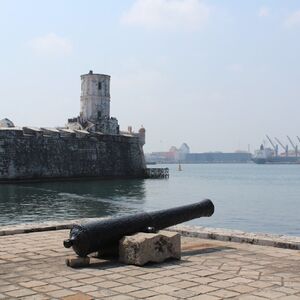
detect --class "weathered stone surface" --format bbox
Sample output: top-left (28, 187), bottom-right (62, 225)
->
top-left (63, 292), bottom-right (93, 300)
top-left (66, 256), bottom-right (90, 268)
top-left (1, 228), bottom-right (300, 299)
top-left (0, 132), bottom-right (145, 181)
top-left (119, 230), bottom-right (181, 266)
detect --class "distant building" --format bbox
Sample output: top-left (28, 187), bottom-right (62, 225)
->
top-left (145, 143), bottom-right (251, 164)
top-left (146, 143), bottom-right (190, 163)
top-left (185, 152), bottom-right (251, 163)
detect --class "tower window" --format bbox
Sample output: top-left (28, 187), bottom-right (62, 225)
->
top-left (98, 82), bottom-right (102, 90)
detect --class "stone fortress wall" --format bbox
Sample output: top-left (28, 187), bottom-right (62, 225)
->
top-left (0, 71), bottom-right (146, 181)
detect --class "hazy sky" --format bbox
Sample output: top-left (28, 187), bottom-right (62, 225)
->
top-left (0, 0), bottom-right (300, 153)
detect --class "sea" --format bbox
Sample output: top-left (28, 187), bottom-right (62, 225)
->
top-left (0, 163), bottom-right (299, 236)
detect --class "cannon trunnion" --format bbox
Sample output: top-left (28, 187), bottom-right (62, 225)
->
top-left (64, 199), bottom-right (215, 257)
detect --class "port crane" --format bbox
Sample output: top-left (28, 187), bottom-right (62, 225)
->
top-left (266, 135), bottom-right (278, 156)
top-left (287, 136), bottom-right (298, 157)
top-left (274, 137), bottom-right (288, 157)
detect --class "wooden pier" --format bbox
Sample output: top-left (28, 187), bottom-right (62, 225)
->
top-left (146, 168), bottom-right (169, 179)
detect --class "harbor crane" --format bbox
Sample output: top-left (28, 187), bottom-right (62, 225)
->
top-left (266, 135), bottom-right (278, 156)
top-left (274, 137), bottom-right (288, 157)
top-left (287, 136), bottom-right (298, 157)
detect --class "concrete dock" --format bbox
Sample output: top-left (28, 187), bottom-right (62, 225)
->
top-left (0, 223), bottom-right (300, 299)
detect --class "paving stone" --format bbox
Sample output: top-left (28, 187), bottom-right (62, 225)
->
top-left (174, 274), bottom-right (200, 281)
top-left (5, 288), bottom-right (37, 297)
top-left (209, 289), bottom-right (240, 298)
top-left (109, 295), bottom-right (136, 300)
top-left (228, 284), bottom-right (257, 293)
top-left (129, 289), bottom-right (158, 298)
top-left (133, 280), bottom-right (161, 289)
top-left (227, 277), bottom-right (254, 284)
top-left (87, 289), bottom-right (118, 298)
top-left (167, 288), bottom-right (198, 298)
top-left (253, 289), bottom-right (287, 298)
top-left (66, 273), bottom-right (91, 280)
top-left (20, 280), bottom-right (47, 288)
top-left (46, 289), bottom-right (76, 298)
top-left (71, 284), bottom-right (98, 293)
top-left (104, 273), bottom-right (126, 280)
top-left (187, 284), bottom-right (218, 294)
top-left (211, 273), bottom-right (236, 280)
top-left (278, 296), bottom-right (300, 300)
top-left (78, 277), bottom-right (106, 284)
top-left (274, 286), bottom-right (299, 295)
top-left (248, 280), bottom-right (276, 288)
top-left (0, 284), bottom-right (19, 292)
top-left (285, 282), bottom-right (300, 288)
top-left (138, 273), bottom-right (164, 280)
top-left (151, 284), bottom-right (181, 293)
top-left (46, 276), bottom-right (71, 284)
top-left (237, 295), bottom-right (268, 300)
top-left (58, 280), bottom-right (85, 288)
top-left (188, 295), bottom-right (220, 300)
top-left (189, 276), bottom-right (216, 285)
top-left (62, 292), bottom-right (94, 300)
top-left (112, 284), bottom-right (141, 293)
top-left (116, 276), bottom-right (143, 284)
top-left (33, 284), bottom-right (61, 293)
top-left (20, 295), bottom-right (49, 300)
top-left (153, 276), bottom-right (181, 284)
top-left (95, 280), bottom-right (123, 288)
top-left (147, 295), bottom-right (177, 300)
top-left (209, 280), bottom-right (236, 288)
top-left (0, 280), bottom-right (9, 287)
top-left (170, 280), bottom-right (198, 289)
top-left (122, 270), bottom-right (146, 276)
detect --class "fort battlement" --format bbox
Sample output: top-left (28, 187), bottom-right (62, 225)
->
top-left (0, 71), bottom-right (146, 181)
top-left (0, 127), bottom-right (145, 181)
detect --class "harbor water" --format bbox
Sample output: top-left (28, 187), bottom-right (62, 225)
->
top-left (0, 163), bottom-right (299, 236)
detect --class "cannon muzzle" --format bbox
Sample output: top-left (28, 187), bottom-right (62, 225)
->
top-left (64, 199), bottom-right (214, 257)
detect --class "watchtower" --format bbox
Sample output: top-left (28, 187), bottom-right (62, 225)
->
top-left (80, 70), bottom-right (111, 122)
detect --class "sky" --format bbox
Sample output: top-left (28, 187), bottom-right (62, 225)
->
top-left (0, 0), bottom-right (300, 153)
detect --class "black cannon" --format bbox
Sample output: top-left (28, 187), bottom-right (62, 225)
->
top-left (64, 199), bottom-right (214, 257)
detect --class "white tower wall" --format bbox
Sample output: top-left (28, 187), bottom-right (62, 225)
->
top-left (80, 71), bottom-right (110, 122)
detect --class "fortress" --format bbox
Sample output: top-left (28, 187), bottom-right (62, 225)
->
top-left (0, 71), bottom-right (146, 181)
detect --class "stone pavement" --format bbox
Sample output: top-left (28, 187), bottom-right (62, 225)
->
top-left (0, 229), bottom-right (300, 300)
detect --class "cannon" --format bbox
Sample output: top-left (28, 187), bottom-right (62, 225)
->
top-left (64, 199), bottom-right (214, 257)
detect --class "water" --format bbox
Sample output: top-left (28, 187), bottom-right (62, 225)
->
top-left (0, 164), bottom-right (299, 236)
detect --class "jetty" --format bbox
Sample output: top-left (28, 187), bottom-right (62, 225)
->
top-left (146, 168), bottom-right (169, 178)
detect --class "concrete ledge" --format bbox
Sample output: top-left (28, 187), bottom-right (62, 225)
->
top-left (0, 218), bottom-right (99, 236)
top-left (168, 225), bottom-right (300, 250)
top-left (0, 219), bottom-right (299, 250)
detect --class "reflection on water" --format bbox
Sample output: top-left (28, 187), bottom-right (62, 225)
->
top-left (1, 164), bottom-right (300, 236)
top-left (0, 179), bottom-right (146, 225)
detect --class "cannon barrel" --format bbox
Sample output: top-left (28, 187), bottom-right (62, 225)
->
top-left (64, 199), bottom-right (214, 257)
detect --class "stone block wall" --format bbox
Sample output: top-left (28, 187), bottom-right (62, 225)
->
top-left (0, 129), bottom-right (146, 181)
